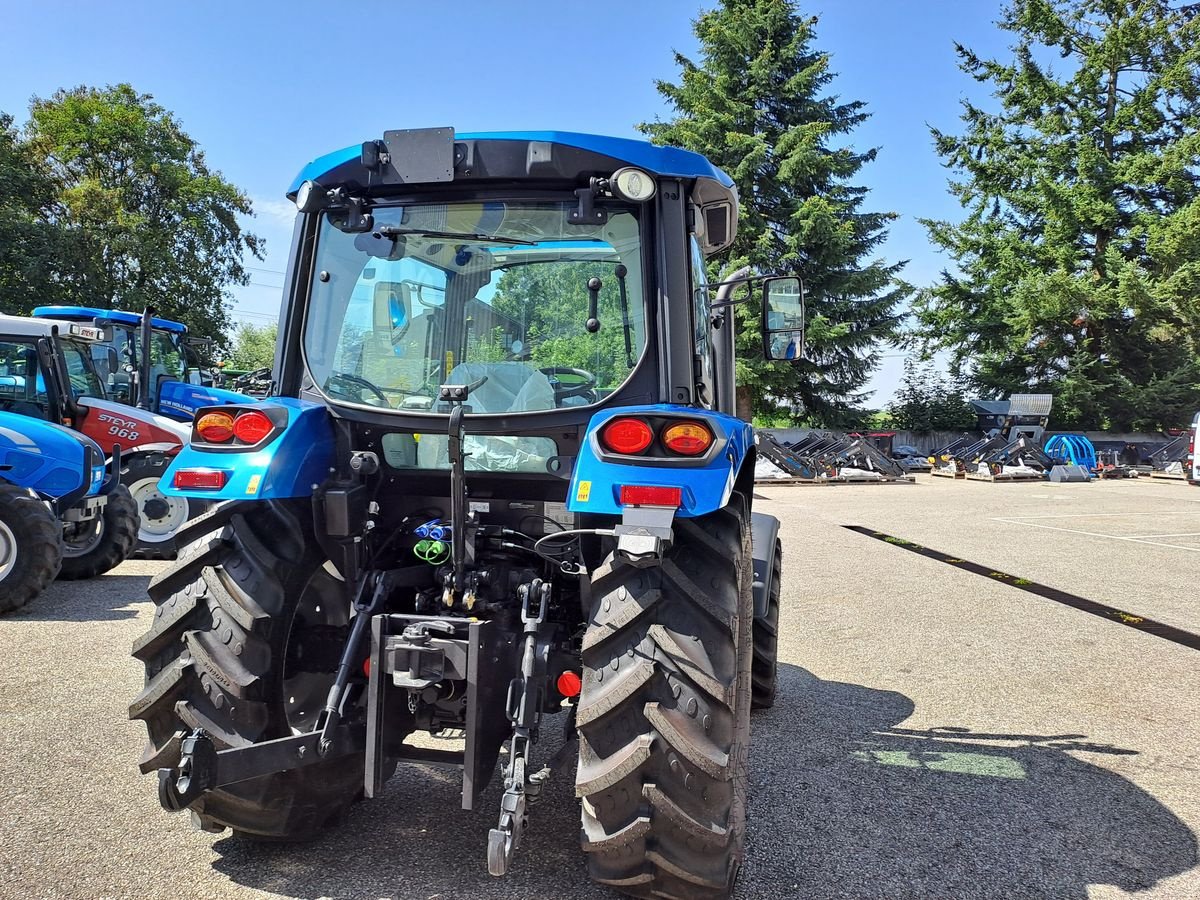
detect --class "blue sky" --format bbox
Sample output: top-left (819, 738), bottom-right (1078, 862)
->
top-left (0, 0), bottom-right (1011, 403)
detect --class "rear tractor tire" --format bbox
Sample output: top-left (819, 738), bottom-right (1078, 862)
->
top-left (0, 484), bottom-right (63, 613)
top-left (128, 500), bottom-right (365, 839)
top-left (576, 495), bottom-right (753, 900)
top-left (58, 484), bottom-right (139, 580)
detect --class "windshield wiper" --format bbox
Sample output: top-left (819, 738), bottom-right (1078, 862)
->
top-left (374, 225), bottom-right (534, 246)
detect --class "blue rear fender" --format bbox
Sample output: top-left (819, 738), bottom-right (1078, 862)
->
top-left (159, 398), bottom-right (335, 501)
top-left (567, 405), bottom-right (754, 518)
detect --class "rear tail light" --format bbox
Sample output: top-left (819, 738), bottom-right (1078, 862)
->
top-left (556, 671), bottom-right (582, 698)
top-left (195, 411), bottom-right (235, 443)
top-left (619, 485), bottom-right (682, 507)
top-left (601, 417), bottom-right (654, 455)
top-left (173, 468), bottom-right (229, 490)
top-left (232, 410), bottom-right (274, 444)
top-left (662, 421), bottom-right (713, 456)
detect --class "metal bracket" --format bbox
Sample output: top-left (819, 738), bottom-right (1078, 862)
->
top-left (157, 725), bottom-right (365, 812)
top-left (613, 505), bottom-right (676, 567)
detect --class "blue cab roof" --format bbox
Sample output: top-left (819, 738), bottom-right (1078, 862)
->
top-left (288, 130), bottom-right (734, 195)
top-left (32, 306), bottom-right (187, 334)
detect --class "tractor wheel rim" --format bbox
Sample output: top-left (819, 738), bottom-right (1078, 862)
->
top-left (282, 564), bottom-right (349, 733)
top-left (0, 519), bottom-right (17, 582)
top-left (62, 516), bottom-right (104, 558)
top-left (128, 477), bottom-right (188, 542)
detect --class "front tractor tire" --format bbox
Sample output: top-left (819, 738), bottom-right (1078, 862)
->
top-left (128, 500), bottom-right (364, 839)
top-left (0, 484), bottom-right (63, 614)
top-left (576, 496), bottom-right (753, 900)
top-left (122, 453), bottom-right (207, 560)
top-left (58, 484), bottom-right (139, 580)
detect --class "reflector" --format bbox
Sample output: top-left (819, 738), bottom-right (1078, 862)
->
top-left (619, 485), bottom-right (682, 507)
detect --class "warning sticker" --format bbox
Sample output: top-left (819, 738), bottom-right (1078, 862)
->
top-left (575, 481), bottom-right (591, 503)
top-left (245, 474), bottom-right (261, 494)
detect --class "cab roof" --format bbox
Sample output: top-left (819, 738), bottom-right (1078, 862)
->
top-left (31, 306), bottom-right (187, 334)
top-left (0, 313), bottom-right (67, 338)
top-left (288, 130), bottom-right (735, 197)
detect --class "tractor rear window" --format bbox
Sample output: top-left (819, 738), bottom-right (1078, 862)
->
top-left (302, 201), bottom-right (647, 417)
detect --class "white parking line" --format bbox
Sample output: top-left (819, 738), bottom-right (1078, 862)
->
top-left (993, 518), bottom-right (1200, 553)
top-left (1124, 532), bottom-right (1200, 539)
top-left (996, 512), bottom-right (1194, 519)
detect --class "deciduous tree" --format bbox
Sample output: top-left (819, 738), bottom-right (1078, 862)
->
top-left (23, 84), bottom-right (262, 344)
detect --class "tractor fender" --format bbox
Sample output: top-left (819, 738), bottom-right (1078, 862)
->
top-left (159, 398), bottom-right (334, 501)
top-left (76, 397), bottom-right (189, 455)
top-left (750, 512), bottom-right (781, 620)
top-left (567, 404), bottom-right (754, 519)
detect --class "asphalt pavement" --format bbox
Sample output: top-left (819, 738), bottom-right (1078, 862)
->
top-left (1, 477), bottom-right (1197, 899)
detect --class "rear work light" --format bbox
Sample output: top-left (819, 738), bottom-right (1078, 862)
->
top-left (172, 468), bottom-right (229, 490)
top-left (619, 485), bottom-right (682, 507)
top-left (601, 417), bottom-right (654, 455)
top-left (232, 410), bottom-right (274, 444)
top-left (195, 411), bottom-right (235, 443)
top-left (662, 421), bottom-right (713, 456)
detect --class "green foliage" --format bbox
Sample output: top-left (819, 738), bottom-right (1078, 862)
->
top-left (491, 261), bottom-right (637, 390)
top-left (641, 0), bottom-right (907, 426)
top-left (0, 114), bottom-right (65, 310)
top-left (0, 84), bottom-right (261, 346)
top-left (887, 359), bottom-right (976, 433)
top-left (224, 322), bottom-right (277, 371)
top-left (918, 1), bottom-right (1200, 430)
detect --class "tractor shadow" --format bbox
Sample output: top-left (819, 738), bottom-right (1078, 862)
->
top-left (209, 665), bottom-right (1198, 900)
top-left (742, 665), bottom-right (1198, 899)
top-left (13, 573), bottom-right (152, 621)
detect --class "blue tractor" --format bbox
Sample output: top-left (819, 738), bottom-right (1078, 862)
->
top-left (130, 130), bottom-right (801, 898)
top-left (31, 305), bottom-right (254, 421)
top-left (0, 411), bottom-right (129, 612)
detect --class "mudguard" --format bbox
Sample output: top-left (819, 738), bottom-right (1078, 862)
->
top-left (159, 398), bottom-right (334, 501)
top-left (750, 512), bottom-right (780, 620)
top-left (0, 413), bottom-right (105, 499)
top-left (156, 381), bottom-right (256, 421)
top-left (566, 404), bottom-right (754, 519)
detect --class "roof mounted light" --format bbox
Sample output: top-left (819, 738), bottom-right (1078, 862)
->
top-left (295, 179), bottom-right (326, 213)
top-left (611, 167), bottom-right (656, 202)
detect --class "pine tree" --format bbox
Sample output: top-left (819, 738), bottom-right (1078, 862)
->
top-left (641, 0), bottom-right (907, 425)
top-left (919, 0), bottom-right (1200, 430)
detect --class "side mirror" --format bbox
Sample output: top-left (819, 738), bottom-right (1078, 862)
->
top-left (762, 276), bottom-right (805, 362)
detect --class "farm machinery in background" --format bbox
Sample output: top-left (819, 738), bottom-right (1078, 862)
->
top-left (32, 305), bottom-right (256, 420)
top-left (755, 431), bottom-right (911, 483)
top-left (0, 399), bottom-right (137, 613)
top-left (0, 312), bottom-right (208, 557)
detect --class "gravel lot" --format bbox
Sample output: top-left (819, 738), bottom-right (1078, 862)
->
top-left (1, 477), bottom-right (1197, 899)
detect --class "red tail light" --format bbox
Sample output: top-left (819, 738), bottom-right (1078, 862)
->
top-left (173, 468), bottom-right (229, 490)
top-left (195, 411), bottom-right (235, 443)
top-left (619, 485), bottom-right (682, 507)
top-left (601, 417), bottom-right (654, 455)
top-left (662, 421), bottom-right (713, 456)
top-left (232, 410), bottom-right (274, 444)
top-left (556, 671), bottom-right (582, 698)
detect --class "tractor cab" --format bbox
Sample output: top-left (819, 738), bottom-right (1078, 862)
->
top-left (32, 305), bottom-right (251, 421)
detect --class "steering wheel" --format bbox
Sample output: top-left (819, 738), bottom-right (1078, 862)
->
top-left (539, 366), bottom-right (597, 403)
top-left (326, 372), bottom-right (391, 407)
